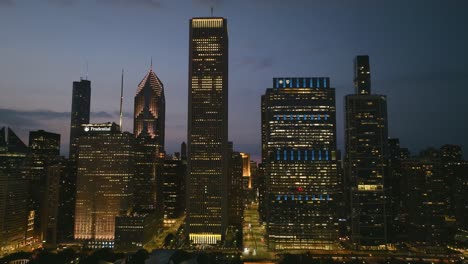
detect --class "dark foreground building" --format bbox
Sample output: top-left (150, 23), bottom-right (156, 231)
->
top-left (344, 56), bottom-right (389, 250)
top-left (262, 77), bottom-right (340, 250)
top-left (0, 127), bottom-right (29, 251)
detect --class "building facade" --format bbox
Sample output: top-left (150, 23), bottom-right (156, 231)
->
top-left (186, 17), bottom-right (229, 245)
top-left (74, 123), bottom-right (134, 247)
top-left (162, 159), bottom-right (186, 224)
top-left (345, 56), bottom-right (389, 249)
top-left (0, 127), bottom-right (29, 251)
top-left (262, 77), bottom-right (340, 250)
top-left (28, 130), bottom-right (61, 241)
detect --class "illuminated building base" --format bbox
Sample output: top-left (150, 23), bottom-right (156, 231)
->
top-left (268, 236), bottom-right (338, 251)
top-left (189, 233), bottom-right (222, 245)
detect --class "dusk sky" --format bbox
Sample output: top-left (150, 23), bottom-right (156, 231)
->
top-left (1, 0), bottom-right (467, 161)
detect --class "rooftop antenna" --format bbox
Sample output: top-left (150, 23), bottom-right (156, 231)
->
top-left (119, 68), bottom-right (124, 130)
top-left (211, 6), bottom-right (213, 17)
top-left (150, 57), bottom-right (153, 71)
top-left (85, 60), bottom-right (89, 80)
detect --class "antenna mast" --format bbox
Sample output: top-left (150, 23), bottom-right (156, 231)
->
top-left (86, 60), bottom-right (89, 80)
top-left (211, 6), bottom-right (213, 17)
top-left (119, 69), bottom-right (124, 130)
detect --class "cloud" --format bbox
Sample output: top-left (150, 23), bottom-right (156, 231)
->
top-left (236, 56), bottom-right (274, 72)
top-left (192, 0), bottom-right (222, 7)
top-left (0, 0), bottom-right (14, 7)
top-left (96, 0), bottom-right (162, 9)
top-left (0, 108), bottom-right (122, 128)
top-left (48, 0), bottom-right (77, 6)
top-left (382, 69), bottom-right (468, 84)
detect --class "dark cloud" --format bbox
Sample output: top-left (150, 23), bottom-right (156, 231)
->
top-left (381, 69), bottom-right (468, 85)
top-left (236, 57), bottom-right (274, 72)
top-left (192, 0), bottom-right (222, 7)
top-left (0, 0), bottom-right (14, 7)
top-left (48, 0), bottom-right (77, 6)
top-left (96, 0), bottom-right (162, 9)
top-left (0, 108), bottom-right (121, 128)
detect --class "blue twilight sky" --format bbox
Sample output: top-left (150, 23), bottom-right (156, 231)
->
top-left (1, 0), bottom-right (467, 161)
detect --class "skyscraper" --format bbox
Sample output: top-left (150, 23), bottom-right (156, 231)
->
top-left (0, 127), bottom-right (29, 251)
top-left (74, 123), bottom-right (134, 247)
top-left (69, 79), bottom-right (91, 161)
top-left (133, 64), bottom-right (166, 213)
top-left (28, 130), bottom-right (60, 241)
top-left (262, 77), bottom-right (340, 250)
top-left (187, 17), bottom-right (228, 245)
top-left (345, 55), bottom-right (388, 249)
top-left (133, 63), bottom-right (165, 154)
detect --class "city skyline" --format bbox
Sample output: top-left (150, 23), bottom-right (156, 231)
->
top-left (1, 0), bottom-right (468, 161)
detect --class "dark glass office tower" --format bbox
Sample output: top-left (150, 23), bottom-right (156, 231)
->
top-left (69, 79), bottom-right (91, 161)
top-left (0, 127), bottom-right (29, 251)
top-left (133, 65), bottom-right (165, 212)
top-left (345, 56), bottom-right (388, 250)
top-left (187, 17), bottom-right (228, 245)
top-left (28, 130), bottom-right (60, 241)
top-left (262, 77), bottom-right (340, 250)
top-left (74, 123), bottom-right (134, 248)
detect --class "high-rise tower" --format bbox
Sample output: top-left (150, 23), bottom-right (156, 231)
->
top-left (69, 79), bottom-right (91, 161)
top-left (186, 17), bottom-right (229, 245)
top-left (133, 64), bottom-right (166, 212)
top-left (74, 123), bottom-right (134, 247)
top-left (262, 77), bottom-right (340, 250)
top-left (345, 55), bottom-right (388, 249)
top-left (133, 63), bottom-right (165, 154)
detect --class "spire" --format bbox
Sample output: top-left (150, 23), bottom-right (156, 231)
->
top-left (150, 57), bottom-right (153, 72)
top-left (119, 68), bottom-right (124, 130)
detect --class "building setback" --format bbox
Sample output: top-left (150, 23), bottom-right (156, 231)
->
top-left (344, 55), bottom-right (388, 249)
top-left (186, 17), bottom-right (229, 245)
top-left (74, 123), bottom-right (134, 248)
top-left (262, 77), bottom-right (340, 250)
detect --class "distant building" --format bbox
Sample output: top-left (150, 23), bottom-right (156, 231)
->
top-left (74, 123), bottom-right (134, 248)
top-left (69, 79), bottom-right (91, 162)
top-left (187, 17), bottom-right (229, 245)
top-left (262, 77), bottom-right (340, 250)
top-left (344, 56), bottom-right (389, 250)
top-left (0, 127), bottom-right (29, 251)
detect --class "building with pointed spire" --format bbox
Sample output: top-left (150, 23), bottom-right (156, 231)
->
top-left (133, 62), bottom-right (166, 213)
top-left (133, 61), bottom-right (165, 153)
